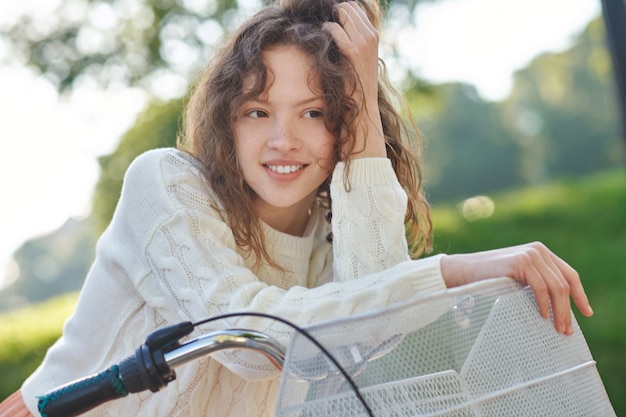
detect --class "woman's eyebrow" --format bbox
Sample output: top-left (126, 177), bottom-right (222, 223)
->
top-left (246, 95), bottom-right (325, 106)
top-left (296, 96), bottom-right (325, 106)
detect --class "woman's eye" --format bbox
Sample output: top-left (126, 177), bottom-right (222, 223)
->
top-left (248, 110), bottom-right (268, 118)
top-left (304, 110), bottom-right (323, 119)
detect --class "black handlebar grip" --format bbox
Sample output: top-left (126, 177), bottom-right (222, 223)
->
top-left (118, 353), bottom-right (150, 393)
top-left (37, 365), bottom-right (129, 417)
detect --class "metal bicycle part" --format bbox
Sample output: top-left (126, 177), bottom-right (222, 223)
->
top-left (164, 328), bottom-right (286, 371)
top-left (37, 326), bottom-right (286, 417)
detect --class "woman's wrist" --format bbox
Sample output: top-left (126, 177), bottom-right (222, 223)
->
top-left (440, 254), bottom-right (470, 288)
top-left (352, 101), bottom-right (386, 159)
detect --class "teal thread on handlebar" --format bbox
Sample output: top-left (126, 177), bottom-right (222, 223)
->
top-left (109, 366), bottom-right (130, 396)
top-left (37, 365), bottom-right (129, 417)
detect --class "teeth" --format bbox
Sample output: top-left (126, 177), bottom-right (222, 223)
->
top-left (267, 165), bottom-right (303, 174)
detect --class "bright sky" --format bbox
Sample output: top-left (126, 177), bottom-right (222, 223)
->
top-left (400, 0), bottom-right (601, 100)
top-left (0, 0), bottom-right (601, 288)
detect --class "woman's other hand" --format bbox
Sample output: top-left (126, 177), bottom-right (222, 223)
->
top-left (441, 242), bottom-right (594, 335)
top-left (323, 1), bottom-right (386, 159)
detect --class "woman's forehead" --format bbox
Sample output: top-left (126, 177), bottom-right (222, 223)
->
top-left (242, 46), bottom-right (323, 95)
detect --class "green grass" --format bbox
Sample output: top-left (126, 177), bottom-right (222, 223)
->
top-left (0, 292), bottom-right (77, 400)
top-left (430, 168), bottom-right (626, 413)
top-left (1, 168), bottom-right (624, 413)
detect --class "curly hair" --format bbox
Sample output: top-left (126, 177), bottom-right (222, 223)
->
top-left (178, 0), bottom-right (432, 267)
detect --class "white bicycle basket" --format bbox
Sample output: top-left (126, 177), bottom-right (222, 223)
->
top-left (275, 277), bottom-right (615, 417)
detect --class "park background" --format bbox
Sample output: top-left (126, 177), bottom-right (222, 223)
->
top-left (1, 0), bottom-right (625, 414)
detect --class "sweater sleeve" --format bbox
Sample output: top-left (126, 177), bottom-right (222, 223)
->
top-left (119, 150), bottom-right (447, 379)
top-left (330, 158), bottom-right (411, 281)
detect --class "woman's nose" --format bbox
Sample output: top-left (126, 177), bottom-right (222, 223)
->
top-left (268, 119), bottom-right (300, 150)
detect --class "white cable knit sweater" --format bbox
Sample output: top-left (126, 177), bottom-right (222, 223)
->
top-left (22, 148), bottom-right (446, 416)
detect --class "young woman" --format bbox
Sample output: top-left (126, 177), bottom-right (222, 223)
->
top-left (0, 0), bottom-right (592, 415)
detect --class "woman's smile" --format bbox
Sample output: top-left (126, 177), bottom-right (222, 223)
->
top-left (264, 164), bottom-right (305, 175)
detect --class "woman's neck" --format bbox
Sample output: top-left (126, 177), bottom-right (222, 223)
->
top-left (254, 196), bottom-right (315, 236)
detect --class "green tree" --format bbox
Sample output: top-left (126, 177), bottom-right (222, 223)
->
top-left (409, 82), bottom-right (522, 204)
top-left (92, 99), bottom-right (183, 233)
top-left (0, 218), bottom-right (95, 311)
top-left (1, 0), bottom-right (436, 94)
top-left (408, 16), bottom-right (625, 204)
top-left (1, 0), bottom-right (239, 93)
top-left (502, 17), bottom-right (625, 183)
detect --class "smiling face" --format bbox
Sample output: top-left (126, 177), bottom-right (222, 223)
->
top-left (233, 45), bottom-right (335, 235)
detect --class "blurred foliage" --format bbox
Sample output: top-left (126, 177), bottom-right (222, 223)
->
top-left (0, 0), bottom-right (239, 92)
top-left (411, 83), bottom-right (523, 202)
top-left (409, 16), bottom-right (625, 204)
top-left (0, 218), bottom-right (95, 312)
top-left (502, 17), bottom-right (623, 183)
top-left (92, 99), bottom-right (183, 233)
top-left (0, 0), bottom-right (434, 94)
top-left (2, 168), bottom-right (624, 412)
top-left (0, 292), bottom-right (77, 398)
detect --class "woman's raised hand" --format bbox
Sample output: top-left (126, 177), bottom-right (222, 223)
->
top-left (323, 1), bottom-right (386, 159)
top-left (440, 242), bottom-right (594, 336)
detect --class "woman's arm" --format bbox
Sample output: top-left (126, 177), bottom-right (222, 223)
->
top-left (440, 242), bottom-right (594, 335)
top-left (330, 158), bottom-right (411, 280)
top-left (324, 2), bottom-right (594, 336)
top-left (322, 2), bottom-right (413, 279)
top-left (125, 150), bottom-right (445, 379)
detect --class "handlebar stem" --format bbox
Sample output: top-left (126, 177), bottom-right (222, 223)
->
top-left (164, 329), bottom-right (286, 371)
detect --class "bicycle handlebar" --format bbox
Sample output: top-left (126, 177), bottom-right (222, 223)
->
top-left (37, 322), bottom-right (286, 417)
top-left (37, 365), bottom-right (130, 417)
